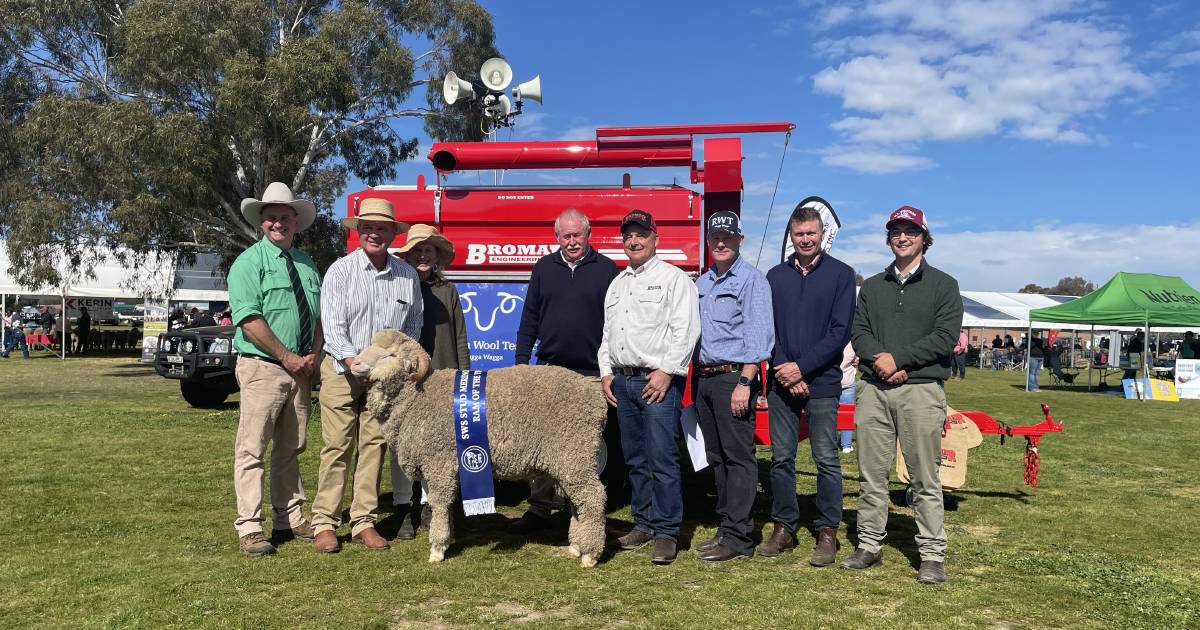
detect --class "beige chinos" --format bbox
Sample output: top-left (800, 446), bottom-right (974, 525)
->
top-left (854, 379), bottom-right (947, 561)
top-left (311, 356), bottom-right (387, 536)
top-left (232, 358), bottom-right (311, 537)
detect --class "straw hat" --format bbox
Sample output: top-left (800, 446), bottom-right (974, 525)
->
top-left (341, 198), bottom-right (411, 232)
top-left (394, 224), bottom-right (455, 267)
top-left (241, 182), bottom-right (317, 231)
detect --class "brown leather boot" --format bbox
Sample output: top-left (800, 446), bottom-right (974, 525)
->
top-left (809, 527), bottom-right (840, 567)
top-left (352, 526), bottom-right (390, 550)
top-left (313, 529), bottom-right (340, 554)
top-left (758, 523), bottom-right (795, 557)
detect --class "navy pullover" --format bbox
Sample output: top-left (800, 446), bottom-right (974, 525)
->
top-left (515, 248), bottom-right (619, 374)
top-left (766, 253), bottom-right (857, 399)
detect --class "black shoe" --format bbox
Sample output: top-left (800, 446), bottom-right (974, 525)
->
top-left (651, 538), bottom-right (677, 565)
top-left (840, 547), bottom-right (883, 570)
top-left (507, 511), bottom-right (551, 535)
top-left (394, 503), bottom-right (417, 540)
top-left (917, 560), bottom-right (946, 584)
top-left (699, 543), bottom-right (750, 562)
top-left (695, 535), bottom-right (722, 553)
top-left (617, 529), bottom-right (653, 551)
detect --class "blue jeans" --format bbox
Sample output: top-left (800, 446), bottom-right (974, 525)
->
top-left (838, 382), bottom-right (856, 449)
top-left (614, 373), bottom-right (684, 542)
top-left (1027, 356), bottom-right (1044, 391)
top-left (768, 388), bottom-right (842, 532)
top-left (3, 329), bottom-right (29, 358)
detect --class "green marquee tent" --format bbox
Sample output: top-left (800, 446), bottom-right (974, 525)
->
top-left (1027, 273), bottom-right (1200, 396)
top-left (1028, 272), bottom-right (1200, 327)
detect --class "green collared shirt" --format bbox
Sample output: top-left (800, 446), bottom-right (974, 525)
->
top-left (228, 237), bottom-right (322, 359)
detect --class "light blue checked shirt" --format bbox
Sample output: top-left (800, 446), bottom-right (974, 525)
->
top-left (695, 254), bottom-right (775, 365)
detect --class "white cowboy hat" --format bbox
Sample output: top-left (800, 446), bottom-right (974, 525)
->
top-left (341, 198), bottom-right (411, 232)
top-left (241, 182), bottom-right (317, 232)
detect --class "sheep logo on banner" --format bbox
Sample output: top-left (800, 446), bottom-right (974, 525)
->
top-left (461, 445), bottom-right (490, 473)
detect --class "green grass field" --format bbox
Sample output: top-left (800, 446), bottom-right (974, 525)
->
top-left (1, 355), bottom-right (1198, 628)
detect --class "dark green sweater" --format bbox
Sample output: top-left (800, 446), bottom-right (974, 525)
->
top-left (852, 259), bottom-right (963, 384)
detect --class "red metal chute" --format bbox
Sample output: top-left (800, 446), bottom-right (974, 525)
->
top-left (429, 138), bottom-right (693, 173)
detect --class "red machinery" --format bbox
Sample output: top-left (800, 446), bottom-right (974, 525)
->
top-left (346, 122), bottom-right (1062, 486)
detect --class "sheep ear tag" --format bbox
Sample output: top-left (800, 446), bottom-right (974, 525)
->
top-left (452, 370), bottom-right (496, 516)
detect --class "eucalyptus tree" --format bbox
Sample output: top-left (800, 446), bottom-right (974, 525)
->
top-left (0, 0), bottom-right (497, 288)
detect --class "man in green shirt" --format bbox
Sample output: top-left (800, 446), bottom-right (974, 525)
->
top-left (229, 182), bottom-right (324, 557)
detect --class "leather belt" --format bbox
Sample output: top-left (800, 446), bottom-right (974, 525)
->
top-left (611, 366), bottom-right (653, 377)
top-left (696, 363), bottom-right (742, 377)
top-left (242, 353), bottom-right (284, 367)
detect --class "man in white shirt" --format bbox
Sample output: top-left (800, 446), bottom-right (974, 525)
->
top-left (312, 198), bottom-right (424, 553)
top-left (598, 209), bottom-right (700, 565)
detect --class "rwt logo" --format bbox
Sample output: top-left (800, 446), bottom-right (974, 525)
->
top-left (465, 243), bottom-right (560, 265)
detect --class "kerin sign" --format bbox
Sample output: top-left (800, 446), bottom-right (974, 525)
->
top-left (65, 297), bottom-right (113, 320)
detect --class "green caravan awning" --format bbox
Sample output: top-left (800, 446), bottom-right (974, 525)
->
top-left (1028, 272), bottom-right (1200, 327)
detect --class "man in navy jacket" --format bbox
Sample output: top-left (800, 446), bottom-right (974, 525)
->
top-left (761, 204), bottom-right (857, 566)
top-left (513, 208), bottom-right (620, 532)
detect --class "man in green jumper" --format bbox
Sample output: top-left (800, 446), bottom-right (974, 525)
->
top-left (843, 206), bottom-right (963, 584)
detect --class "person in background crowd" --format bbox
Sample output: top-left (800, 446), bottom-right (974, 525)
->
top-left (599, 209), bottom-right (700, 565)
top-left (219, 310), bottom-right (233, 326)
top-left (991, 334), bottom-right (1003, 349)
top-left (228, 181), bottom-right (324, 557)
top-left (1026, 330), bottom-right (1045, 392)
top-left (838, 343), bottom-right (857, 454)
top-left (2, 311), bottom-right (30, 359)
top-left (846, 205), bottom-right (962, 585)
top-left (762, 204), bottom-right (856, 566)
top-left (1124, 329), bottom-right (1146, 380)
top-left (190, 310), bottom-right (217, 328)
top-left (73, 306), bottom-right (91, 355)
top-left (1181, 332), bottom-right (1197, 360)
top-left (312, 198), bottom-right (422, 554)
top-left (391, 223), bottom-right (471, 540)
top-left (39, 306), bottom-right (54, 336)
top-left (691, 211), bottom-right (773, 563)
top-left (169, 308), bottom-right (188, 330)
top-left (951, 329), bottom-right (968, 380)
top-left (511, 208), bottom-right (620, 536)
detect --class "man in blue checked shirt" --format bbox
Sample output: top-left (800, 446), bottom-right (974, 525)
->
top-left (692, 211), bottom-right (775, 562)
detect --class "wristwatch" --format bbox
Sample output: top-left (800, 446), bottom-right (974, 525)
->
top-left (737, 375), bottom-right (752, 387)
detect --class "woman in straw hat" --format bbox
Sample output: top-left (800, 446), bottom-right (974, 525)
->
top-left (395, 224), bottom-right (470, 370)
top-left (388, 223), bottom-right (470, 538)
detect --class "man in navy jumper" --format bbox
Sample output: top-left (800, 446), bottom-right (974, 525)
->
top-left (761, 204), bottom-right (857, 566)
top-left (512, 208), bottom-right (620, 533)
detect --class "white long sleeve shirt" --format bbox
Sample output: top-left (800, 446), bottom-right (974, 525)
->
top-left (321, 249), bottom-right (424, 373)
top-left (597, 255), bottom-right (700, 377)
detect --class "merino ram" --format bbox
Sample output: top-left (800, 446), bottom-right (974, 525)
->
top-left (353, 329), bottom-right (608, 567)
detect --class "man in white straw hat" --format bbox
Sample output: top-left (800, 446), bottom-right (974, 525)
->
top-left (311, 197), bottom-right (423, 553)
top-left (228, 181), bottom-right (324, 556)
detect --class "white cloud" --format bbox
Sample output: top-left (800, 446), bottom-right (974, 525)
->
top-left (826, 220), bottom-right (1200, 290)
top-left (821, 145), bottom-right (935, 173)
top-left (810, 0), bottom-right (1156, 173)
top-left (743, 180), bottom-right (785, 196)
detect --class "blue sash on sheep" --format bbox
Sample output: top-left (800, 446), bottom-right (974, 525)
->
top-left (452, 370), bottom-right (496, 516)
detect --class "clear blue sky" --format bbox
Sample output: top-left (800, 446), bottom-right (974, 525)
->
top-left (338, 0), bottom-right (1200, 291)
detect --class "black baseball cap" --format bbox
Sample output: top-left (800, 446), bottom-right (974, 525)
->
top-left (620, 209), bottom-right (657, 233)
top-left (707, 211), bottom-right (741, 235)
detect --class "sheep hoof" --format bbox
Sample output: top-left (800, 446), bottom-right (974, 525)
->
top-left (428, 546), bottom-right (447, 563)
top-left (580, 554), bottom-right (598, 568)
top-left (566, 545), bottom-right (581, 558)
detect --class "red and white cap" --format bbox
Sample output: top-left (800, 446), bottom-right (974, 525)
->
top-left (885, 205), bottom-right (928, 232)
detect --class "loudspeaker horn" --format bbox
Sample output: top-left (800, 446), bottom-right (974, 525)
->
top-left (512, 75), bottom-right (542, 104)
top-left (442, 71), bottom-right (475, 105)
top-left (479, 57), bottom-right (513, 91)
top-left (486, 94), bottom-right (512, 118)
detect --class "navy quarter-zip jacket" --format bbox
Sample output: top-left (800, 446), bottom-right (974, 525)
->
top-left (515, 248), bottom-right (619, 373)
top-left (766, 253), bottom-right (857, 399)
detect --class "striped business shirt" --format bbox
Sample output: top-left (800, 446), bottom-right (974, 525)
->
top-left (321, 248), bottom-right (424, 374)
